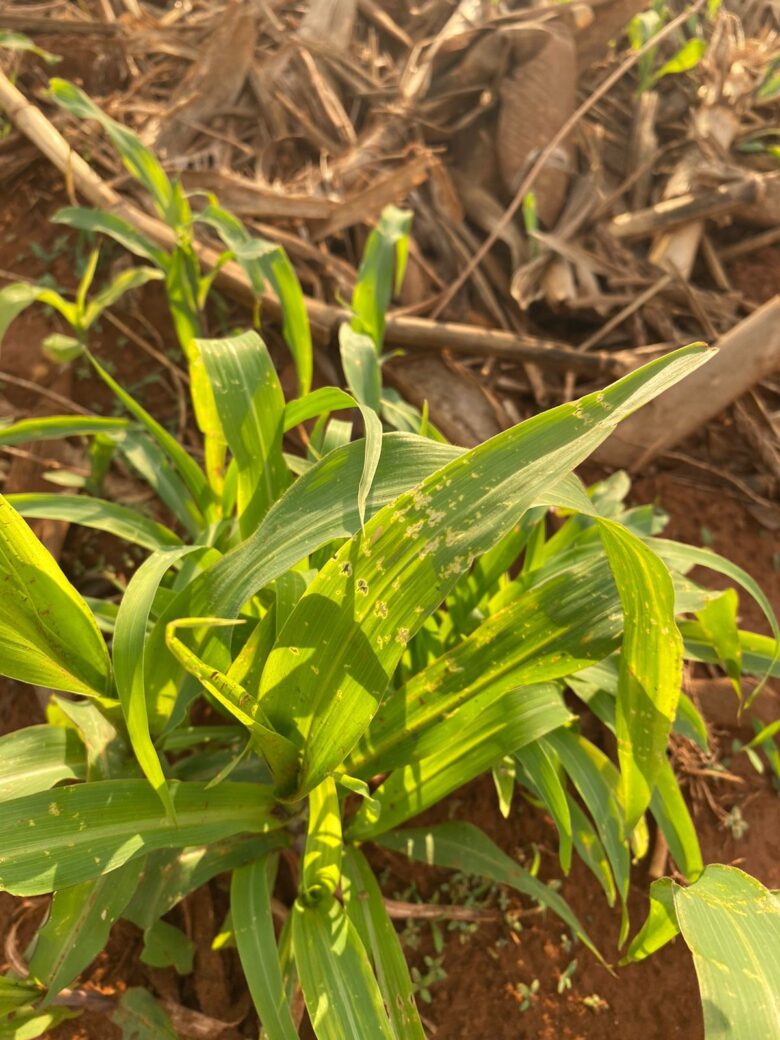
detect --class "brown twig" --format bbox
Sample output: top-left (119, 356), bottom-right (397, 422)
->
top-left (0, 371), bottom-right (95, 416)
top-left (609, 176), bottom-right (766, 240)
top-left (384, 898), bottom-right (503, 922)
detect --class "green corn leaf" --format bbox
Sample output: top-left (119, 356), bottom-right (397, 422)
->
top-left (568, 796), bottom-right (616, 905)
top-left (302, 777), bottom-right (342, 899)
top-left (28, 859), bottom-right (143, 998)
top-left (376, 821), bottom-right (600, 960)
top-left (229, 609), bottom-right (278, 694)
top-left (598, 518), bottom-right (682, 832)
top-left (516, 740), bottom-right (572, 873)
top-left (0, 1007), bottom-right (78, 1039)
top-left (114, 546), bottom-right (207, 815)
top-left (351, 205), bottom-right (412, 349)
top-left (283, 387), bottom-right (357, 432)
top-left (82, 266), bottom-right (164, 328)
top-left (0, 283), bottom-right (73, 343)
top-left (0, 726), bottom-right (86, 801)
top-left (50, 80), bottom-right (181, 225)
top-left (653, 38), bottom-right (707, 82)
top-left (623, 877), bottom-right (678, 963)
top-left (565, 669), bottom-right (703, 882)
top-left (196, 202), bottom-right (312, 395)
top-left (675, 692), bottom-right (710, 752)
top-left (673, 866), bottom-right (780, 1038)
top-left (544, 730), bottom-right (630, 942)
top-left (259, 346), bottom-right (712, 798)
top-left (88, 353), bottom-right (212, 523)
top-left (351, 404), bottom-right (383, 531)
top-left (0, 495), bottom-right (112, 697)
top-left (380, 388), bottom-right (427, 436)
top-left (0, 780), bottom-right (280, 896)
top-left (7, 493), bottom-right (182, 551)
top-left (164, 617), bottom-right (300, 793)
top-left (291, 893), bottom-right (395, 1040)
top-left (53, 206), bottom-right (168, 266)
top-left (110, 988), bottom-right (180, 1040)
top-left (316, 417), bottom-right (353, 456)
top-left (187, 435), bottom-right (460, 620)
top-left (140, 919), bottom-right (194, 974)
top-left (0, 415), bottom-right (129, 446)
top-left (198, 331), bottom-right (288, 535)
top-left (492, 756), bottom-right (516, 818)
top-left (53, 696), bottom-right (131, 782)
top-left (650, 759), bottom-right (703, 882)
top-left (232, 856), bottom-right (299, 1040)
top-left (354, 555), bottom-right (621, 774)
top-left (164, 244), bottom-right (201, 363)
top-left (41, 333), bottom-right (83, 363)
top-left (654, 539), bottom-right (780, 699)
top-left (273, 572), bottom-right (308, 636)
top-left (339, 326), bottom-right (382, 411)
top-left (341, 847), bottom-right (426, 1040)
top-left (274, 916), bottom-right (300, 1040)
top-left (681, 623), bottom-right (780, 681)
top-left (0, 29), bottom-right (60, 63)
top-left (348, 684), bottom-right (570, 840)
top-left (124, 834), bottom-right (286, 930)
top-left (0, 977), bottom-right (44, 1016)
top-left (696, 588), bottom-right (742, 696)
top-left (115, 429), bottom-right (203, 537)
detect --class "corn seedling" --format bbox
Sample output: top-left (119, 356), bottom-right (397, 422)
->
top-left (628, 3), bottom-right (708, 93)
top-left (0, 90), bottom-right (778, 1040)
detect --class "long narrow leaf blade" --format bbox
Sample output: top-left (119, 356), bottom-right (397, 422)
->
top-left (198, 331), bottom-right (288, 535)
top-left (0, 415), bottom-right (128, 446)
top-left (232, 856), bottom-right (298, 1040)
top-left (7, 493), bottom-right (182, 551)
top-left (28, 859), bottom-right (143, 998)
top-left (0, 495), bottom-right (112, 697)
top-left (113, 546), bottom-right (206, 814)
top-left (342, 847), bottom-right (426, 1040)
top-left (291, 893), bottom-right (395, 1040)
top-left (673, 866), bottom-right (780, 1039)
top-left (0, 780), bottom-right (280, 896)
top-left (0, 725), bottom-right (86, 801)
top-left (348, 684), bottom-right (571, 839)
top-left (598, 518), bottom-right (682, 831)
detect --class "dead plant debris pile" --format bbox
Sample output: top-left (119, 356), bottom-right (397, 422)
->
top-left (0, 0), bottom-right (779, 507)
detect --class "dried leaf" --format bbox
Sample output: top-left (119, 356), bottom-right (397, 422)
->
top-left (497, 27), bottom-right (577, 227)
top-left (146, 1), bottom-right (259, 159)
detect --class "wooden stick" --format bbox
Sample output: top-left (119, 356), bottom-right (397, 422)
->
top-left (610, 177), bottom-right (764, 241)
top-left (594, 296), bottom-right (780, 470)
top-left (648, 106), bottom-right (739, 278)
top-left (0, 71), bottom-right (617, 376)
top-left (384, 314), bottom-right (622, 374)
top-left (0, 15), bottom-right (121, 35)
